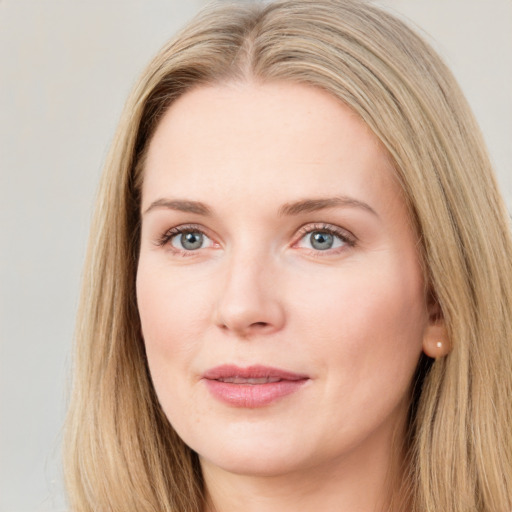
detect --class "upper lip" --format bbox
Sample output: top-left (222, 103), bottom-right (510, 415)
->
top-left (202, 365), bottom-right (309, 382)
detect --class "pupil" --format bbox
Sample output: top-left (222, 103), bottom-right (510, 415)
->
top-left (181, 232), bottom-right (203, 250)
top-left (310, 231), bottom-right (333, 250)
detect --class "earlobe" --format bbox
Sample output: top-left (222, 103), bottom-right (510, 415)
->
top-left (422, 325), bottom-right (450, 358)
top-left (422, 299), bottom-right (451, 358)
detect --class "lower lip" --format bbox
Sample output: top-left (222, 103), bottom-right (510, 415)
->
top-left (203, 379), bottom-right (308, 408)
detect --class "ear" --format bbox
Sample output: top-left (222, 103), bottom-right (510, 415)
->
top-left (422, 296), bottom-right (451, 359)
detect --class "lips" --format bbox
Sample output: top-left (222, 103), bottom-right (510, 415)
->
top-left (215, 376), bottom-right (282, 384)
top-left (202, 365), bottom-right (309, 408)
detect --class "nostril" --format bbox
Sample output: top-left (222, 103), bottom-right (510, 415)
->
top-left (214, 290), bottom-right (286, 335)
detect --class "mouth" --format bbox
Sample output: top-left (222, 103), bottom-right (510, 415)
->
top-left (215, 376), bottom-right (283, 384)
top-left (202, 365), bottom-right (309, 408)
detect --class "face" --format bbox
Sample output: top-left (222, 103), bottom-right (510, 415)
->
top-left (137, 82), bottom-right (433, 480)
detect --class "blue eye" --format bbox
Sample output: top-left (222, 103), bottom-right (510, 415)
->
top-left (170, 230), bottom-right (213, 251)
top-left (309, 231), bottom-right (335, 250)
top-left (296, 226), bottom-right (353, 252)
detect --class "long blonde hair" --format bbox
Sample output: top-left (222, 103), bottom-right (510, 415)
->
top-left (64, 1), bottom-right (512, 510)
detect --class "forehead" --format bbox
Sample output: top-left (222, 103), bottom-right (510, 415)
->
top-left (142, 81), bottom-right (400, 215)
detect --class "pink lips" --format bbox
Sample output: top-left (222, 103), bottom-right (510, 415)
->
top-left (202, 365), bottom-right (309, 408)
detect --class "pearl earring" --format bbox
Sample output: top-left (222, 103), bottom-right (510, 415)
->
top-left (436, 341), bottom-right (442, 348)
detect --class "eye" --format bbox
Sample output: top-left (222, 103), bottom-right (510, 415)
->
top-left (295, 224), bottom-right (355, 252)
top-left (156, 225), bottom-right (217, 253)
top-left (172, 231), bottom-right (205, 250)
top-left (171, 230), bottom-right (214, 251)
top-left (300, 230), bottom-right (344, 251)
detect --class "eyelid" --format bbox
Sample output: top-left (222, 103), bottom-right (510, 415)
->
top-left (293, 222), bottom-right (357, 250)
top-left (153, 221), bottom-right (356, 255)
top-left (155, 223), bottom-right (218, 251)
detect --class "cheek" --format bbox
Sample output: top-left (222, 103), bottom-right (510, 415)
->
top-left (283, 258), bottom-right (427, 449)
top-left (291, 255), bottom-right (427, 390)
top-left (137, 257), bottom-right (213, 344)
top-left (135, 259), bottom-right (211, 407)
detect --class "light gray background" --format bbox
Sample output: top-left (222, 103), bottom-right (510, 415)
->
top-left (1, 1), bottom-right (510, 511)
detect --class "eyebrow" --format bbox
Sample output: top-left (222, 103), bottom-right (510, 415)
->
top-left (278, 196), bottom-right (378, 217)
top-left (143, 199), bottom-right (212, 216)
top-left (142, 195), bottom-right (377, 218)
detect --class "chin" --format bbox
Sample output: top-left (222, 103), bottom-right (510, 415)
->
top-left (200, 446), bottom-right (307, 478)
top-left (183, 423), bottom-right (314, 477)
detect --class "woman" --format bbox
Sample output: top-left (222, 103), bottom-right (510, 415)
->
top-left (64, 1), bottom-right (512, 510)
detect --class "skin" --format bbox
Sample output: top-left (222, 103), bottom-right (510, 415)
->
top-left (136, 81), bottom-right (444, 511)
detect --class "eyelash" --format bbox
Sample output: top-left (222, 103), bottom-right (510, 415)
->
top-left (294, 223), bottom-right (356, 251)
top-left (155, 222), bottom-right (357, 255)
top-left (155, 224), bottom-right (209, 249)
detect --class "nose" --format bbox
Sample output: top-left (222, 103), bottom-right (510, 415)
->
top-left (213, 250), bottom-right (286, 337)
